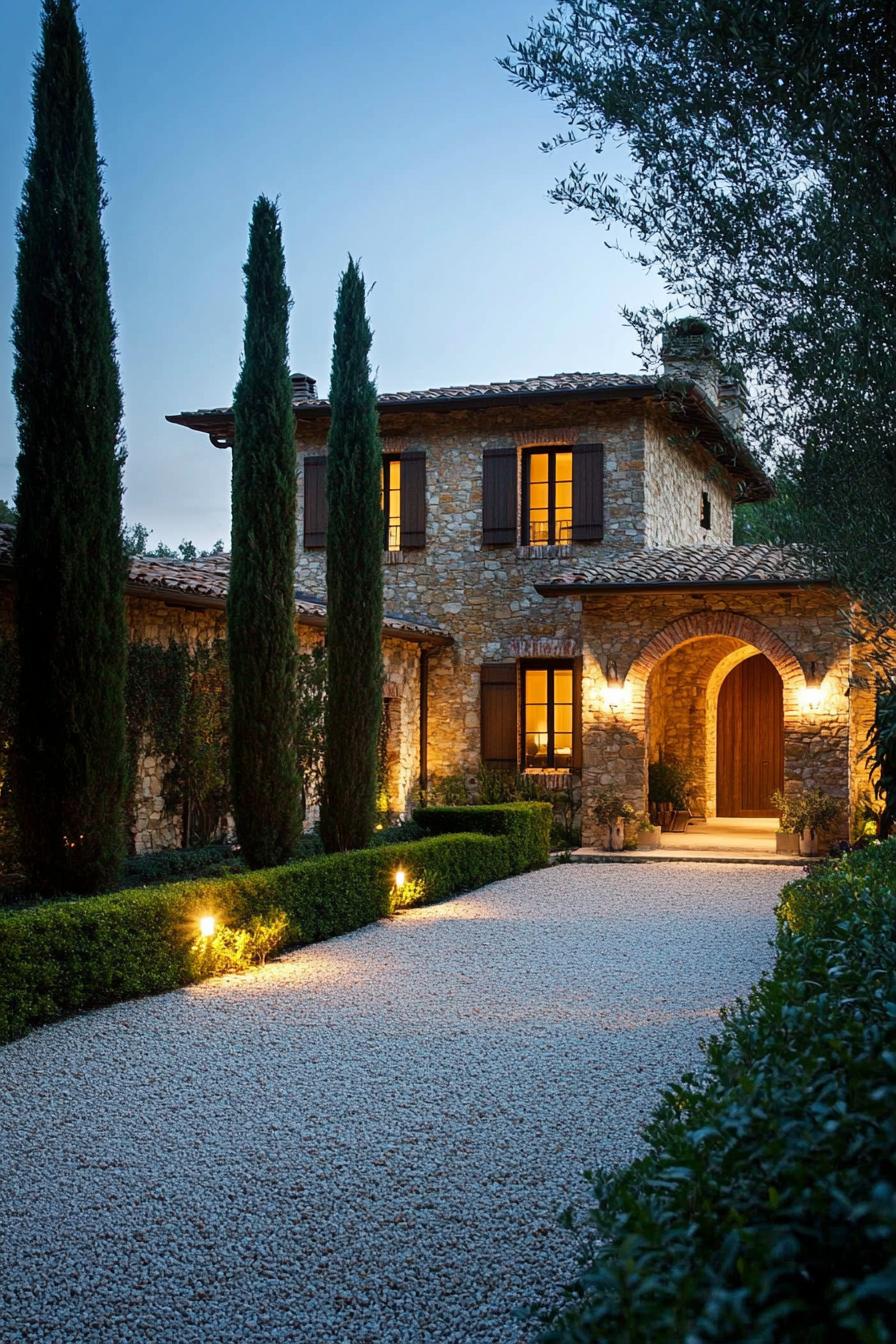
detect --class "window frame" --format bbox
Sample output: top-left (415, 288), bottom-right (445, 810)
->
top-left (522, 446), bottom-right (574, 547)
top-left (520, 660), bottom-right (576, 771)
top-left (382, 454), bottom-right (402, 552)
top-left (700, 489), bottom-right (712, 530)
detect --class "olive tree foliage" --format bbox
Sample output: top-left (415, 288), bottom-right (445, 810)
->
top-left (502, 2), bottom-right (896, 629)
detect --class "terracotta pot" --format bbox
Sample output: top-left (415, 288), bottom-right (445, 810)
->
top-left (799, 826), bottom-right (819, 857)
top-left (775, 832), bottom-right (801, 855)
top-left (636, 826), bottom-right (662, 851)
top-left (606, 820), bottom-right (625, 851)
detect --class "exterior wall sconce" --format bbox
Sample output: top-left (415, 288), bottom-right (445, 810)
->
top-left (604, 658), bottom-right (625, 711)
top-left (801, 660), bottom-right (823, 711)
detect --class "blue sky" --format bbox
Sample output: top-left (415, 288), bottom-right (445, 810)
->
top-left (0, 0), bottom-right (663, 550)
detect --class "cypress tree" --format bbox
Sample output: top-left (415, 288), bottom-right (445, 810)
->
top-left (229, 196), bottom-right (302, 868)
top-left (11, 0), bottom-right (127, 893)
top-left (320, 260), bottom-right (383, 853)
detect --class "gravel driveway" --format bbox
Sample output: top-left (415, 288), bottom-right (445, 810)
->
top-left (0, 862), bottom-right (790, 1344)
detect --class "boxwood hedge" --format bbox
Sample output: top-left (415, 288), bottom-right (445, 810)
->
top-left (0, 803), bottom-right (549, 1043)
top-left (540, 840), bottom-right (896, 1344)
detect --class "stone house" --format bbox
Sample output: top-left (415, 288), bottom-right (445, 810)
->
top-left (0, 526), bottom-right (448, 854)
top-left (169, 326), bottom-right (879, 849)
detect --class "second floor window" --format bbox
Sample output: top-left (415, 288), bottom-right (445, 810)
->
top-left (382, 456), bottom-right (402, 552)
top-left (523, 448), bottom-right (573, 546)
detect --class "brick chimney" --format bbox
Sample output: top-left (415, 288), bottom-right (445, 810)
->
top-left (290, 372), bottom-right (317, 401)
top-left (660, 318), bottom-right (721, 404)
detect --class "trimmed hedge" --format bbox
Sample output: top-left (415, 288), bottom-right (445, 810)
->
top-left (414, 802), bottom-right (552, 873)
top-left (0, 804), bottom-right (549, 1043)
top-left (539, 839), bottom-right (896, 1343)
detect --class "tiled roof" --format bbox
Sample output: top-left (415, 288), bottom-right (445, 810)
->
top-left (0, 526), bottom-right (449, 644)
top-left (166, 369), bottom-right (772, 501)
top-left (170, 371), bottom-right (656, 421)
top-left (537, 544), bottom-right (831, 593)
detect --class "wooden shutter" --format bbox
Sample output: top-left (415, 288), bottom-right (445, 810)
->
top-left (400, 452), bottom-right (426, 549)
top-left (303, 455), bottom-right (328, 549)
top-left (482, 448), bottom-right (517, 546)
top-left (571, 443), bottom-right (604, 543)
top-left (480, 664), bottom-right (517, 770)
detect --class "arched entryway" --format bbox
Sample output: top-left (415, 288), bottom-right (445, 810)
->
top-left (715, 653), bottom-right (783, 817)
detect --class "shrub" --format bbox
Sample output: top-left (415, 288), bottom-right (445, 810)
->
top-left (0, 804), bottom-right (549, 1042)
top-left (413, 802), bottom-right (552, 873)
top-left (539, 839), bottom-right (896, 1343)
top-left (119, 842), bottom-right (242, 888)
top-left (648, 757), bottom-right (693, 810)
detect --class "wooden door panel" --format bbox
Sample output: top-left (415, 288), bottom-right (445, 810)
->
top-left (716, 654), bottom-right (783, 817)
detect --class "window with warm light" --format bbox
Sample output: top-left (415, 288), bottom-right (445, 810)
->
top-left (381, 456), bottom-right (402, 552)
top-left (524, 448), bottom-right (573, 546)
top-left (523, 664), bottom-right (574, 768)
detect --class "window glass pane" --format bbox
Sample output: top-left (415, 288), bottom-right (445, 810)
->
top-left (555, 480), bottom-right (572, 510)
top-left (526, 669), bottom-right (548, 703)
top-left (553, 669), bottom-right (573, 702)
top-left (529, 452), bottom-right (549, 484)
top-left (555, 451), bottom-right (572, 482)
top-left (529, 517), bottom-right (549, 544)
top-left (525, 734), bottom-right (548, 765)
top-left (529, 481), bottom-right (549, 511)
top-left (553, 734), bottom-right (573, 762)
top-left (386, 458), bottom-right (401, 551)
top-left (554, 703), bottom-right (573, 735)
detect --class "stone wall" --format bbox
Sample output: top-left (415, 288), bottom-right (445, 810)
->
top-left (295, 397), bottom-right (708, 787)
top-left (643, 407), bottom-right (735, 546)
top-left (579, 588), bottom-right (854, 845)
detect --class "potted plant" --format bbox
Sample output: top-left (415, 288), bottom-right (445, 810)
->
top-left (634, 811), bottom-right (662, 850)
top-left (648, 758), bottom-right (693, 830)
top-left (592, 788), bottom-right (636, 851)
top-left (771, 789), bottom-right (803, 854)
top-left (796, 788), bottom-right (843, 856)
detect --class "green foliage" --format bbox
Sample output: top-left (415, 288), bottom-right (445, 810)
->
top-left (12, 0), bottom-right (127, 893)
top-left (539, 841), bottom-right (896, 1342)
top-left (504, 3), bottom-right (896, 628)
top-left (771, 786), bottom-right (843, 835)
top-left (864, 682), bottom-right (896, 838)
top-left (591, 788), bottom-right (636, 827)
top-left (0, 637), bottom-right (20, 881)
top-left (0, 803), bottom-right (550, 1041)
top-left (321, 258), bottom-right (384, 853)
top-left (229, 197), bottom-right (301, 868)
top-left (648, 758), bottom-right (692, 810)
top-left (413, 802), bottom-right (552, 875)
top-left (198, 910), bottom-right (289, 975)
top-left (120, 842), bottom-right (242, 889)
top-left (123, 522), bottom-right (224, 560)
top-left (0, 501), bottom-right (16, 525)
top-left (295, 645), bottom-right (328, 817)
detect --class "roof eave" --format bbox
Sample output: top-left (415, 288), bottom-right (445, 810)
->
top-left (535, 578), bottom-right (834, 598)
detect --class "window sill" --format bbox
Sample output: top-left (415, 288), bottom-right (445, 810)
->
top-left (384, 549), bottom-right (425, 565)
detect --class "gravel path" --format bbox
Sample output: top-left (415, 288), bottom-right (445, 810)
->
top-left (0, 862), bottom-right (791, 1344)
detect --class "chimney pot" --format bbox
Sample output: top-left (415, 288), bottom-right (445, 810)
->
top-left (660, 317), bottom-right (721, 404)
top-left (290, 372), bottom-right (317, 400)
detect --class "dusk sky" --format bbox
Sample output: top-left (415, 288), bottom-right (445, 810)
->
top-left (0, 0), bottom-right (663, 550)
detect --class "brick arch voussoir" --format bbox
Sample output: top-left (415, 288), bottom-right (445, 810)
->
top-left (624, 611), bottom-right (805, 729)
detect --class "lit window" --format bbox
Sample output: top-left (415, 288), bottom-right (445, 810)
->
top-left (524, 449), bottom-right (573, 545)
top-left (523, 664), bottom-right (574, 769)
top-left (381, 456), bottom-right (401, 551)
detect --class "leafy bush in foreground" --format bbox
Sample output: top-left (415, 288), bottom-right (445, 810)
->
top-left (541, 841), bottom-right (896, 1343)
top-left (0, 803), bottom-right (549, 1042)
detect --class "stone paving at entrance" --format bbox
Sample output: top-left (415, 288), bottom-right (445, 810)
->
top-left (0, 863), bottom-right (792, 1344)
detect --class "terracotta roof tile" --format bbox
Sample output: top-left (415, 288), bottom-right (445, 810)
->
top-left (537, 544), bottom-right (830, 592)
top-left (0, 526), bottom-right (448, 644)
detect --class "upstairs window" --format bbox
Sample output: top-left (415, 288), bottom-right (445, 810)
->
top-left (382, 456), bottom-right (402, 552)
top-left (523, 448), bottom-right (573, 546)
top-left (700, 490), bottom-right (712, 530)
top-left (523, 663), bottom-right (574, 769)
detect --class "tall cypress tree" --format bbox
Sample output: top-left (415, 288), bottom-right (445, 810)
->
top-left (229, 196), bottom-right (302, 868)
top-left (12, 0), bottom-right (127, 894)
top-left (320, 260), bottom-right (383, 853)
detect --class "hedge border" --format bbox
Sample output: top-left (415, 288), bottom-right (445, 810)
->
top-left (0, 804), bottom-right (549, 1043)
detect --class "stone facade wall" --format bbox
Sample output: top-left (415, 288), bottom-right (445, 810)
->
top-left (643, 407), bottom-right (734, 547)
top-left (579, 589), bottom-right (853, 845)
top-left (295, 398), bottom-right (670, 786)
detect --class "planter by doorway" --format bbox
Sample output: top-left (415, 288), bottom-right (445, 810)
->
top-left (776, 832), bottom-right (801, 855)
top-left (636, 825), bottom-right (662, 851)
top-left (799, 826), bottom-right (819, 857)
top-left (607, 820), bottom-right (625, 851)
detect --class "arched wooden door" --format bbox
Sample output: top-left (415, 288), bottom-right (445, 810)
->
top-left (716, 653), bottom-right (783, 817)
